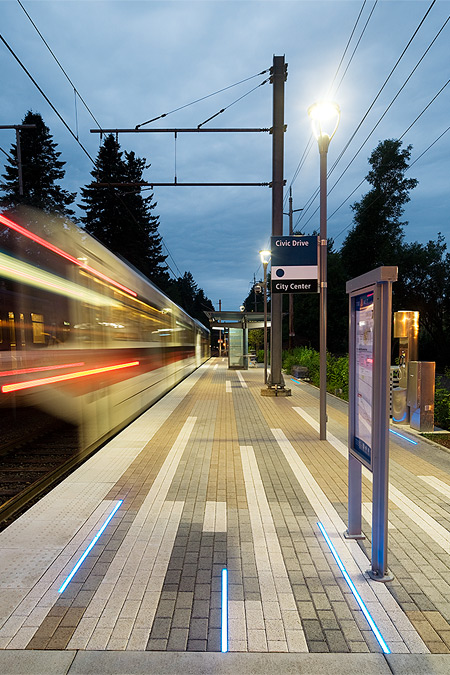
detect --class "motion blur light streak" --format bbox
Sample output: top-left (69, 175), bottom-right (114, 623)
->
top-left (58, 500), bottom-right (123, 593)
top-left (0, 252), bottom-right (119, 307)
top-left (2, 361), bottom-right (140, 393)
top-left (0, 362), bottom-right (85, 377)
top-left (0, 213), bottom-right (137, 297)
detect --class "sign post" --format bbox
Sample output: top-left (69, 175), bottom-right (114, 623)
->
top-left (270, 235), bottom-right (319, 294)
top-left (346, 266), bottom-right (397, 581)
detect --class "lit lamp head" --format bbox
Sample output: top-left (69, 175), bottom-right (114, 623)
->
top-left (259, 249), bottom-right (271, 266)
top-left (307, 101), bottom-right (340, 154)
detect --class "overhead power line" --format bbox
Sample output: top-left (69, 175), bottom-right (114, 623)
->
top-left (302, 30), bottom-right (450, 234)
top-left (330, 114), bottom-right (450, 245)
top-left (284, 0), bottom-right (377, 206)
top-left (197, 77), bottom-right (270, 128)
top-left (296, 0), bottom-right (439, 231)
top-left (16, 0), bottom-right (102, 130)
top-left (136, 68), bottom-right (271, 128)
top-left (0, 33), bottom-right (96, 164)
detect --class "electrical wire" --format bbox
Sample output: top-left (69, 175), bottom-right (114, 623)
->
top-left (136, 68), bottom-right (271, 128)
top-left (197, 78), bottom-right (270, 128)
top-left (0, 32), bottom-right (185, 282)
top-left (162, 240), bottom-right (182, 278)
top-left (326, 10), bottom-right (449, 198)
top-left (330, 0), bottom-right (378, 98)
top-left (0, 146), bottom-right (15, 162)
top-left (284, 0), bottom-right (374, 207)
top-left (296, 0), bottom-right (439, 231)
top-left (326, 0), bottom-right (369, 98)
top-left (331, 117), bottom-right (450, 245)
top-left (321, 69), bottom-right (450, 238)
top-left (16, 0), bottom-right (102, 130)
top-left (0, 33), bottom-right (96, 165)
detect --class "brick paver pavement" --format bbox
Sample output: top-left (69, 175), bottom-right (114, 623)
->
top-left (1, 358), bottom-right (450, 665)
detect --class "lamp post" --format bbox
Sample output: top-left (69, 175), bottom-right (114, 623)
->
top-left (260, 249), bottom-right (271, 384)
top-left (308, 101), bottom-right (340, 440)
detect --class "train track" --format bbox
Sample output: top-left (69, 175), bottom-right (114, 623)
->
top-left (0, 409), bottom-right (80, 530)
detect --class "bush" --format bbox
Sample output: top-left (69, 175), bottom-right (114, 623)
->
top-left (435, 383), bottom-right (450, 430)
top-left (282, 347), bottom-right (348, 400)
top-left (257, 349), bottom-right (265, 363)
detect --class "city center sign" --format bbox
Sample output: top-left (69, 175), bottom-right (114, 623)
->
top-left (270, 236), bottom-right (319, 293)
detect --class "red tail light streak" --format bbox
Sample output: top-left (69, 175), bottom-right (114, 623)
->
top-left (0, 362), bottom-right (85, 378)
top-left (1, 361), bottom-right (140, 393)
top-left (0, 214), bottom-right (137, 298)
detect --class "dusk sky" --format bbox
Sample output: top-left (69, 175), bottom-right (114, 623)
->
top-left (1, 0), bottom-right (449, 310)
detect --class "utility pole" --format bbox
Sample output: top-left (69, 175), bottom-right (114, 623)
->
top-left (0, 124), bottom-right (36, 196)
top-left (267, 55), bottom-right (289, 392)
top-left (284, 187), bottom-right (302, 350)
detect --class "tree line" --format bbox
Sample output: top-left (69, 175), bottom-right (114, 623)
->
top-left (0, 110), bottom-right (214, 327)
top-left (244, 139), bottom-right (450, 368)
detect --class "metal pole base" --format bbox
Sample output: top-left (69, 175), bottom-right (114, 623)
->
top-left (261, 386), bottom-right (292, 397)
top-left (344, 530), bottom-right (365, 540)
top-left (367, 569), bottom-right (394, 583)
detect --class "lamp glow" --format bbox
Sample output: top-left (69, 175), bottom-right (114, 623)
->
top-left (317, 522), bottom-right (390, 654)
top-left (307, 101), bottom-right (340, 144)
top-left (259, 249), bottom-right (271, 265)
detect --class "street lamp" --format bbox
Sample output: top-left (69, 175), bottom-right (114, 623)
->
top-left (308, 101), bottom-right (340, 440)
top-left (259, 249), bottom-right (271, 385)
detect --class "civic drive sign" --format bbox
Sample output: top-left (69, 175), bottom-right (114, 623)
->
top-left (270, 235), bottom-right (319, 294)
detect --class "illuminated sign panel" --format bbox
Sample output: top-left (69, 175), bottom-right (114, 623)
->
top-left (270, 236), bottom-right (318, 293)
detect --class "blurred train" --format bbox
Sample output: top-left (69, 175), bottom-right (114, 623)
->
top-left (0, 207), bottom-right (210, 450)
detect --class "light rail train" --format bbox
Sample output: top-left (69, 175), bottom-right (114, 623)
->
top-left (0, 207), bottom-right (210, 451)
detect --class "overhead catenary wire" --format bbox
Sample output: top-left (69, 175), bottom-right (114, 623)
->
top-left (0, 146), bottom-right (15, 162)
top-left (0, 33), bottom-right (96, 165)
top-left (16, 0), bottom-right (102, 130)
top-left (284, 0), bottom-right (375, 207)
top-left (330, 116), bottom-right (450, 245)
top-left (197, 78), bottom-right (270, 129)
top-left (296, 0), bottom-right (439, 231)
top-left (136, 68), bottom-right (271, 129)
top-left (0, 27), bottom-right (185, 281)
top-left (313, 70), bottom-right (450, 236)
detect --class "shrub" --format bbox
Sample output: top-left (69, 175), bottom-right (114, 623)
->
top-left (283, 347), bottom-right (348, 400)
top-left (435, 383), bottom-right (450, 430)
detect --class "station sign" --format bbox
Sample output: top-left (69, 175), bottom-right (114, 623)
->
top-left (270, 236), bottom-right (319, 294)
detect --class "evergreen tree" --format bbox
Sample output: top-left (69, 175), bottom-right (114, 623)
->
top-left (167, 271), bottom-right (213, 327)
top-left (0, 111), bottom-right (75, 216)
top-left (79, 134), bottom-right (169, 288)
top-left (341, 139), bottom-right (417, 279)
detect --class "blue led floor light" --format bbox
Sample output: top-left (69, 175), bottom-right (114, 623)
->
top-left (221, 568), bottom-right (228, 652)
top-left (317, 522), bottom-right (390, 654)
top-left (58, 500), bottom-right (123, 593)
top-left (389, 429), bottom-right (418, 445)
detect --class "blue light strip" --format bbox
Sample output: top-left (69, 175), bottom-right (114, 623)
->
top-left (221, 568), bottom-right (228, 652)
top-left (317, 522), bottom-right (390, 654)
top-left (58, 500), bottom-right (123, 593)
top-left (389, 429), bottom-right (418, 445)
top-left (290, 377), bottom-right (301, 385)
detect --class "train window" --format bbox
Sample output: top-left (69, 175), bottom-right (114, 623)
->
top-left (31, 313), bottom-right (46, 344)
top-left (19, 313), bottom-right (26, 347)
top-left (8, 311), bottom-right (16, 347)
